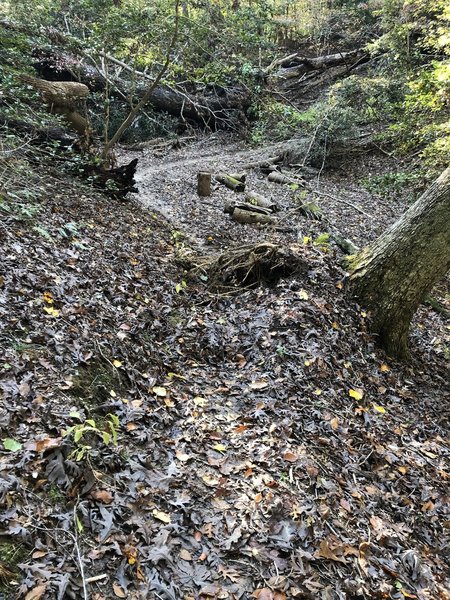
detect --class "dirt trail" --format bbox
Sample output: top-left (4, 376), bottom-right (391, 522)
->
top-left (124, 133), bottom-right (405, 251)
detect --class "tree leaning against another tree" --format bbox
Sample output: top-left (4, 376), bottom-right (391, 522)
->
top-left (348, 166), bottom-right (450, 359)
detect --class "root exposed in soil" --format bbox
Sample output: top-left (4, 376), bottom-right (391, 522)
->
top-left (190, 242), bottom-right (307, 293)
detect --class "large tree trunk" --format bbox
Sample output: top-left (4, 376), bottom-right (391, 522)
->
top-left (349, 166), bottom-right (450, 358)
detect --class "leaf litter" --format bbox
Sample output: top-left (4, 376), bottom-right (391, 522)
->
top-left (0, 135), bottom-right (449, 600)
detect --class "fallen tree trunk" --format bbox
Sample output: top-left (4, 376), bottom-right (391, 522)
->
top-left (33, 50), bottom-right (251, 129)
top-left (271, 50), bottom-right (365, 79)
top-left (0, 115), bottom-right (77, 147)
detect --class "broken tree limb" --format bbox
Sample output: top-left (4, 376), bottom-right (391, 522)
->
top-left (197, 171), bottom-right (212, 197)
top-left (245, 190), bottom-right (279, 212)
top-left (215, 173), bottom-right (246, 192)
top-left (19, 75), bottom-right (89, 135)
top-left (231, 208), bottom-right (278, 225)
top-left (306, 187), bottom-right (372, 218)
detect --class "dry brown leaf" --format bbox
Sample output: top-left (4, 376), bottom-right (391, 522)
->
top-left (34, 437), bottom-right (62, 452)
top-left (315, 538), bottom-right (347, 563)
top-left (283, 450), bottom-right (298, 462)
top-left (91, 489), bottom-right (114, 504)
top-left (252, 588), bottom-right (274, 599)
top-left (25, 585), bottom-right (47, 600)
top-left (180, 549), bottom-right (192, 561)
top-left (249, 380), bottom-right (268, 390)
top-left (330, 417), bottom-right (339, 430)
top-left (112, 582), bottom-right (127, 598)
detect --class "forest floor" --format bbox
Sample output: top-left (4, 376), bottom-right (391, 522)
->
top-left (0, 132), bottom-right (449, 600)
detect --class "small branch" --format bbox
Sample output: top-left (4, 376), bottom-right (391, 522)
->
top-left (100, 0), bottom-right (180, 159)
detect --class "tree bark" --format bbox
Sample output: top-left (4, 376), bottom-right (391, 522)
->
top-left (197, 172), bottom-right (211, 196)
top-left (349, 166), bottom-right (450, 358)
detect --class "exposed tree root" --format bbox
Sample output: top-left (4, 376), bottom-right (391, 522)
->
top-left (188, 242), bottom-right (307, 293)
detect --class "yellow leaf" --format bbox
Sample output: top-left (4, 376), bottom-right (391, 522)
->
top-left (380, 363), bottom-right (390, 372)
top-left (43, 291), bottom-right (54, 304)
top-left (313, 389), bottom-right (322, 396)
top-left (113, 359), bottom-right (123, 368)
top-left (193, 396), bottom-right (207, 407)
top-left (110, 390), bottom-right (117, 398)
top-left (304, 359), bottom-right (311, 367)
top-left (398, 466), bottom-right (408, 474)
top-left (152, 386), bottom-right (167, 397)
top-left (332, 321), bottom-right (339, 330)
top-left (349, 389), bottom-right (364, 400)
top-left (303, 236), bottom-right (311, 245)
top-left (43, 306), bottom-right (60, 317)
top-left (298, 289), bottom-right (309, 300)
top-left (373, 404), bottom-right (386, 414)
top-left (213, 443), bottom-right (227, 453)
top-left (152, 509), bottom-right (171, 523)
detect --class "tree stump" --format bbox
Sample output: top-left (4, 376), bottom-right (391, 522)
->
top-left (197, 171), bottom-right (212, 196)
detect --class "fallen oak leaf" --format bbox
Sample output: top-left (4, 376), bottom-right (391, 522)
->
top-left (315, 538), bottom-right (347, 563)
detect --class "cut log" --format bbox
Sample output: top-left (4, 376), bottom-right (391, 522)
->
top-left (197, 171), bottom-right (212, 197)
top-left (231, 208), bottom-right (277, 225)
top-left (245, 190), bottom-right (279, 212)
top-left (228, 172), bottom-right (246, 184)
top-left (224, 200), bottom-right (273, 216)
top-left (268, 171), bottom-right (305, 186)
top-left (215, 173), bottom-right (246, 192)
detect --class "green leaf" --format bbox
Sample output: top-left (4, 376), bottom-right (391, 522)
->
top-left (74, 429), bottom-right (84, 443)
top-left (102, 431), bottom-right (111, 445)
top-left (3, 438), bottom-right (22, 452)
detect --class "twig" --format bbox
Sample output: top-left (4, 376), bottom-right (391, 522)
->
top-left (306, 186), bottom-right (372, 218)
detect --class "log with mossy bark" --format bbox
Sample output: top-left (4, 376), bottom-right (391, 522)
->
top-left (215, 173), bottom-right (246, 192)
top-left (231, 208), bottom-right (278, 226)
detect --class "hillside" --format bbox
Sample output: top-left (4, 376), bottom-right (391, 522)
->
top-left (1, 2), bottom-right (450, 600)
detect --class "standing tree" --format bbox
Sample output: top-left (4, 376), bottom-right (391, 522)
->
top-left (349, 166), bottom-right (450, 358)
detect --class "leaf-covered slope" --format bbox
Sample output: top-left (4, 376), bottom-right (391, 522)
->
top-left (0, 140), bottom-right (449, 600)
